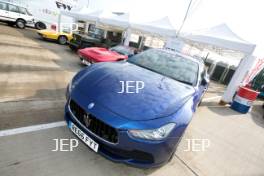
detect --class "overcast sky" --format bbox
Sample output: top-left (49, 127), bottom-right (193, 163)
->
top-left (87, 0), bottom-right (264, 56)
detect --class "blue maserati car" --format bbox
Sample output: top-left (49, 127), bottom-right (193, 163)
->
top-left (64, 49), bottom-right (209, 167)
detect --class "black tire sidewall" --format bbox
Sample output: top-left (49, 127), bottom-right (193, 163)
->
top-left (16, 19), bottom-right (25, 29)
top-left (35, 22), bottom-right (47, 30)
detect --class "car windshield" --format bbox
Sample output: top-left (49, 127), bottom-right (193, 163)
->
top-left (26, 9), bottom-right (33, 16)
top-left (128, 49), bottom-right (199, 86)
top-left (110, 46), bottom-right (133, 56)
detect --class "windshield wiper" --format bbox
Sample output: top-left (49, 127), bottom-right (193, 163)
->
top-left (131, 63), bottom-right (162, 75)
top-left (175, 79), bottom-right (193, 86)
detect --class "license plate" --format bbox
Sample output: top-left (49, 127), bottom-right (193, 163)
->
top-left (69, 121), bottom-right (99, 152)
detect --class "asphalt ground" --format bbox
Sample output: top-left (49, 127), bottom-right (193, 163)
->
top-left (0, 23), bottom-right (264, 176)
top-left (0, 22), bottom-right (81, 130)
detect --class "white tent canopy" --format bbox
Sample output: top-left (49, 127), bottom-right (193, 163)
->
top-left (130, 16), bottom-right (177, 38)
top-left (99, 11), bottom-right (130, 29)
top-left (60, 7), bottom-right (99, 22)
top-left (61, 9), bottom-right (177, 37)
top-left (182, 24), bottom-right (255, 54)
top-left (61, 9), bottom-right (130, 30)
top-left (180, 24), bottom-right (256, 103)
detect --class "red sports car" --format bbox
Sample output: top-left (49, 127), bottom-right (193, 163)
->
top-left (78, 46), bottom-right (136, 66)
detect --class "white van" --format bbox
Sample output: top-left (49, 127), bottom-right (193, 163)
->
top-left (0, 1), bottom-right (34, 29)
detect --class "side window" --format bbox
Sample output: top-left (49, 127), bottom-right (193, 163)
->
top-left (0, 2), bottom-right (7, 10)
top-left (8, 4), bottom-right (19, 13)
top-left (19, 7), bottom-right (27, 14)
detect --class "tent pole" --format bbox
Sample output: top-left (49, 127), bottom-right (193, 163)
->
top-left (58, 12), bottom-right (61, 33)
top-left (220, 53), bottom-right (257, 104)
top-left (176, 0), bottom-right (193, 37)
top-left (124, 28), bottom-right (131, 46)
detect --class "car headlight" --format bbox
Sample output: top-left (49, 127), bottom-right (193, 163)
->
top-left (128, 123), bottom-right (176, 141)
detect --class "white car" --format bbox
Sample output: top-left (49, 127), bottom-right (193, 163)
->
top-left (0, 1), bottom-right (34, 29)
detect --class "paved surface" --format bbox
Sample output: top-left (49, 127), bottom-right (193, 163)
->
top-left (0, 24), bottom-right (264, 176)
top-left (0, 22), bottom-right (81, 130)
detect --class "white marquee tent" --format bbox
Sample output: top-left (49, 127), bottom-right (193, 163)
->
top-left (60, 8), bottom-right (176, 37)
top-left (130, 16), bottom-right (177, 38)
top-left (60, 7), bottom-right (98, 22)
top-left (99, 11), bottom-right (130, 30)
top-left (181, 24), bottom-right (256, 103)
top-left (61, 9), bottom-right (130, 30)
top-left (182, 24), bottom-right (255, 54)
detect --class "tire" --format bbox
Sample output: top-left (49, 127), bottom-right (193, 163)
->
top-left (58, 36), bottom-right (67, 45)
top-left (35, 22), bottom-right (46, 30)
top-left (16, 19), bottom-right (25, 29)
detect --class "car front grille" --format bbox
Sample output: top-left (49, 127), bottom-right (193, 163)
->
top-left (69, 100), bottom-right (118, 143)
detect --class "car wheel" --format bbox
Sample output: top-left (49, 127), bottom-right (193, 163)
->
top-left (58, 36), bottom-right (67, 45)
top-left (16, 19), bottom-right (25, 29)
top-left (35, 22), bottom-right (47, 30)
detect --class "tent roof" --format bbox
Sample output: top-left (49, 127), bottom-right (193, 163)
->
top-left (61, 9), bottom-right (129, 30)
top-left (131, 16), bottom-right (177, 37)
top-left (61, 9), bottom-right (177, 37)
top-left (182, 23), bottom-right (255, 54)
top-left (61, 8), bottom-right (102, 22)
top-left (99, 11), bottom-right (130, 29)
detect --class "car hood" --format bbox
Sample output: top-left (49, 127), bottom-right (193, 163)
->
top-left (79, 48), bottom-right (127, 62)
top-left (74, 62), bottom-right (195, 121)
top-left (38, 30), bottom-right (56, 35)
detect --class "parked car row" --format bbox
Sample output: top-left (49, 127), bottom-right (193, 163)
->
top-left (37, 28), bottom-right (138, 65)
top-left (26, 15), bottom-right (210, 168)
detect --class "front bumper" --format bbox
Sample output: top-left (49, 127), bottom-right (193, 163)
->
top-left (37, 32), bottom-right (49, 39)
top-left (78, 54), bottom-right (95, 66)
top-left (64, 97), bottom-right (183, 168)
top-left (69, 40), bottom-right (80, 50)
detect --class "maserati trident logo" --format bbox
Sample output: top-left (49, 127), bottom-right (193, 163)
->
top-left (83, 114), bottom-right (91, 127)
top-left (83, 103), bottom-right (94, 127)
top-left (88, 103), bottom-right (95, 109)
